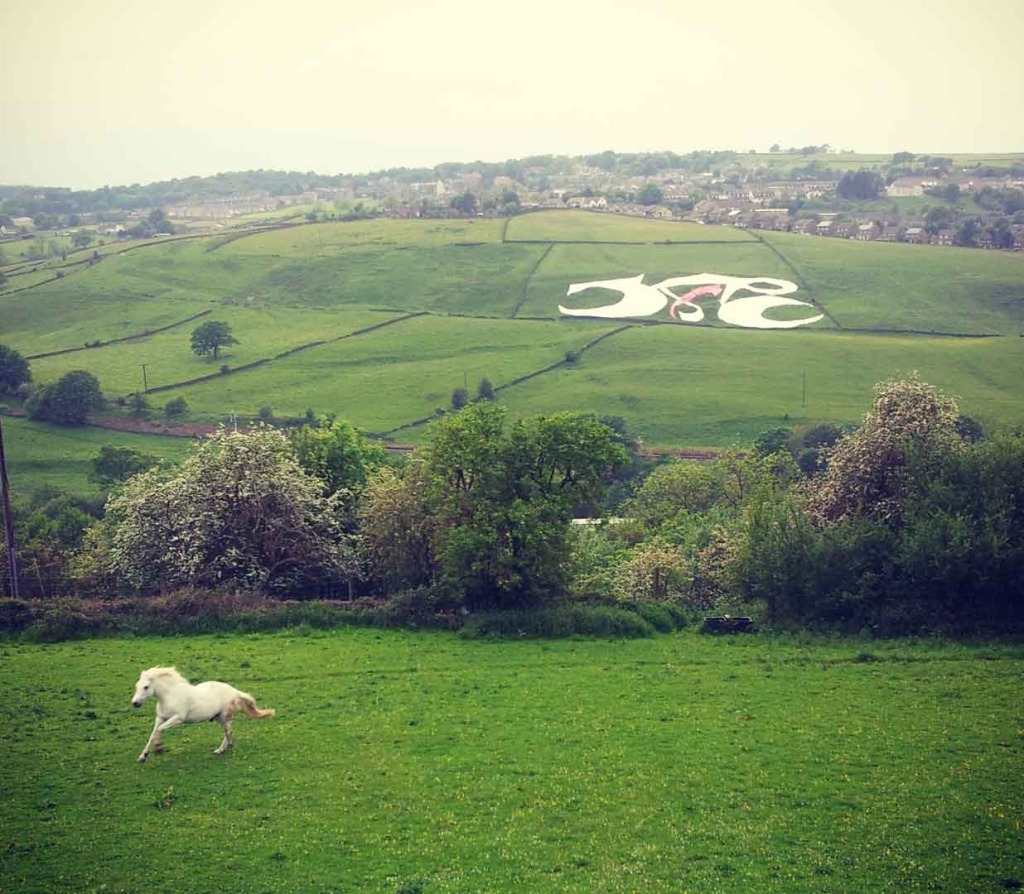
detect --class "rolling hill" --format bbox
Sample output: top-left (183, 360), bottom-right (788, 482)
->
top-left (3, 210), bottom-right (1023, 493)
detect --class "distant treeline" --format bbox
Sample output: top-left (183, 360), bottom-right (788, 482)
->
top-left (0, 151), bottom-right (748, 219)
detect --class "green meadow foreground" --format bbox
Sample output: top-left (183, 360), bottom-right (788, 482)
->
top-left (2, 629), bottom-right (1022, 893)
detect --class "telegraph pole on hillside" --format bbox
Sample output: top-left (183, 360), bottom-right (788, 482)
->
top-left (0, 419), bottom-right (19, 599)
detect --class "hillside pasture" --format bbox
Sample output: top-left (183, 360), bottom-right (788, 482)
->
top-left (148, 315), bottom-right (618, 431)
top-left (519, 241), bottom-right (818, 322)
top-left (492, 327), bottom-right (1024, 446)
top-left (758, 232), bottom-right (1024, 335)
top-left (0, 415), bottom-right (196, 499)
top-left (4, 213), bottom-right (1024, 464)
top-left (255, 242), bottom-right (548, 316)
top-left (222, 218), bottom-right (505, 254)
top-left (1, 630), bottom-right (1022, 894)
top-left (28, 307), bottom-right (406, 397)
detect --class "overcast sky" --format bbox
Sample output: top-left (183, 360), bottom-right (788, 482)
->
top-left (3, 0), bottom-right (1023, 189)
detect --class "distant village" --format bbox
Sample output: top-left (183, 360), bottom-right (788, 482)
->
top-left (163, 160), bottom-right (1024, 251)
top-left (3, 151), bottom-right (1024, 253)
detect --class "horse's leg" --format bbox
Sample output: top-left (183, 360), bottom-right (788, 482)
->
top-left (213, 705), bottom-right (236, 755)
top-left (138, 715), bottom-right (164, 763)
top-left (138, 714), bottom-right (185, 762)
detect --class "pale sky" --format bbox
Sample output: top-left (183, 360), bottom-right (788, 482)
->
top-left (3, 0), bottom-right (1023, 189)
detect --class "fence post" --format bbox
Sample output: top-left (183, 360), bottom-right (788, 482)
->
top-left (0, 419), bottom-right (19, 599)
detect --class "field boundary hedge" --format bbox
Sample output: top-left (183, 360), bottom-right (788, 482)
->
top-left (511, 243), bottom-right (553, 318)
top-left (0, 594), bottom-right (688, 642)
top-left (25, 309), bottom-right (214, 360)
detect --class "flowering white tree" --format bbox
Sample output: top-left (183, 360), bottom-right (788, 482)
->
top-left (803, 376), bottom-right (963, 526)
top-left (104, 427), bottom-right (354, 595)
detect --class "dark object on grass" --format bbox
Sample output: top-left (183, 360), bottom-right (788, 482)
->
top-left (702, 616), bottom-right (755, 634)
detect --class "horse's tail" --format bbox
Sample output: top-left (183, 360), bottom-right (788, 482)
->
top-left (236, 693), bottom-right (275, 720)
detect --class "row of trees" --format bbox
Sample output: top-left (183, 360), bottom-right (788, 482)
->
top-left (50, 408), bottom-right (623, 607)
top-left (3, 368), bottom-right (1022, 635)
top-left (604, 377), bottom-right (1024, 633)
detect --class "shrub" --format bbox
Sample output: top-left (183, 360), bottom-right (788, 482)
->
top-left (460, 604), bottom-right (656, 639)
top-left (27, 369), bottom-right (103, 424)
top-left (164, 396), bottom-right (188, 418)
top-left (130, 393), bottom-right (151, 418)
top-left (476, 377), bottom-right (495, 401)
top-left (633, 601), bottom-right (689, 632)
top-left (0, 599), bottom-right (36, 632)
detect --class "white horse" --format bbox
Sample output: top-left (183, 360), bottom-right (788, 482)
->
top-left (131, 666), bottom-right (275, 762)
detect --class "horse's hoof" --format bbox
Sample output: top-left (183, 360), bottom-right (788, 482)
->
top-left (137, 755), bottom-right (147, 763)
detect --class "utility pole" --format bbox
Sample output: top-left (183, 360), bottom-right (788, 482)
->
top-left (141, 364), bottom-right (148, 393)
top-left (0, 419), bottom-right (19, 599)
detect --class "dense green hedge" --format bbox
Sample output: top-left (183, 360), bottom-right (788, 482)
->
top-left (0, 591), bottom-right (689, 643)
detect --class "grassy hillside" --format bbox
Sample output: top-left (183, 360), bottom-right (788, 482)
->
top-left (3, 630), bottom-right (1022, 894)
top-left (147, 315), bottom-right (619, 432)
top-left (3, 210), bottom-right (1024, 491)
top-left (0, 416), bottom-right (196, 500)
top-left (494, 327), bottom-right (1024, 445)
top-left (757, 231), bottom-right (1024, 335)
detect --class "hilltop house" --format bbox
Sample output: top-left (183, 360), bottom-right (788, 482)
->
top-left (886, 178), bottom-right (926, 197)
top-left (567, 196), bottom-right (608, 210)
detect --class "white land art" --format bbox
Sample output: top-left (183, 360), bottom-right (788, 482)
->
top-left (558, 273), bottom-right (824, 329)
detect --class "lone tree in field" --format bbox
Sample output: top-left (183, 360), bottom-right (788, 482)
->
top-left (190, 320), bottom-right (238, 359)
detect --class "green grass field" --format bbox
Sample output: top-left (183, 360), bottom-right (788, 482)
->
top-left (757, 232), bottom-right (1024, 335)
top-left (28, 307), bottom-right (407, 396)
top-left (492, 326), bottom-right (1024, 446)
top-left (0, 416), bottom-right (197, 500)
top-left (4, 211), bottom-right (1024, 488)
top-left (2, 629), bottom-right (1022, 894)
top-left (149, 315), bottom-right (618, 431)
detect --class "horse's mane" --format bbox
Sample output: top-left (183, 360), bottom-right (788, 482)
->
top-left (143, 666), bottom-right (188, 684)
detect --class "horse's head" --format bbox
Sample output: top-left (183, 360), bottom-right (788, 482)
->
top-left (131, 671), bottom-right (156, 708)
top-left (132, 667), bottom-right (181, 708)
